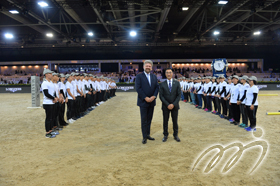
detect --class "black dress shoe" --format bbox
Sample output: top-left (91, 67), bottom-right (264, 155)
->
top-left (142, 138), bottom-right (147, 144)
top-left (174, 136), bottom-right (181, 142)
top-left (162, 136), bottom-right (168, 142)
top-left (147, 136), bottom-right (155, 140)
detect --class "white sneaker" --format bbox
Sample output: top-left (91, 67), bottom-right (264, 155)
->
top-left (67, 120), bottom-right (73, 123)
top-left (70, 119), bottom-right (75, 123)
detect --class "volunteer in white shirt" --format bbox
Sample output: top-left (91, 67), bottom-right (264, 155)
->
top-left (194, 78), bottom-right (203, 109)
top-left (66, 74), bottom-right (76, 123)
top-left (58, 74), bottom-right (68, 127)
top-left (210, 77), bottom-right (218, 114)
top-left (227, 75), bottom-right (241, 125)
top-left (218, 75), bottom-right (227, 118)
top-left (237, 75), bottom-right (250, 128)
top-left (41, 68), bottom-right (57, 138)
top-left (224, 76), bottom-right (232, 120)
top-left (244, 76), bottom-right (259, 132)
top-left (52, 73), bottom-right (61, 132)
top-left (214, 78), bottom-right (221, 115)
top-left (204, 76), bottom-right (213, 112)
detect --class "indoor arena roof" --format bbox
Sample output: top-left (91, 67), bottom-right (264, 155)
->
top-left (1, 0), bottom-right (280, 48)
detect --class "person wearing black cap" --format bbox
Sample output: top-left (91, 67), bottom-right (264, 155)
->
top-left (42, 68), bottom-right (58, 138)
top-left (244, 76), bottom-right (259, 132)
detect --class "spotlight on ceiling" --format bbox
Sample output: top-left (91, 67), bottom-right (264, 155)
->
top-left (214, 31), bottom-right (220, 35)
top-left (182, 7), bottom-right (189, 11)
top-left (5, 33), bottom-right (14, 39)
top-left (88, 32), bottom-right (94, 36)
top-left (218, 1), bottom-right (228, 5)
top-left (9, 10), bottom-right (19, 14)
top-left (130, 31), bottom-right (137, 37)
top-left (253, 31), bottom-right (261, 35)
top-left (38, 1), bottom-right (48, 7)
top-left (46, 33), bottom-right (53, 37)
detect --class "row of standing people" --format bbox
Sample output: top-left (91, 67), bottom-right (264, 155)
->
top-left (179, 75), bottom-right (259, 132)
top-left (42, 69), bottom-right (117, 138)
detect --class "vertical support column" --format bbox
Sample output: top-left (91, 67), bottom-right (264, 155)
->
top-left (98, 62), bottom-right (101, 73)
top-left (118, 62), bottom-right (121, 73)
top-left (169, 61), bottom-right (172, 68)
top-left (30, 76), bottom-right (40, 108)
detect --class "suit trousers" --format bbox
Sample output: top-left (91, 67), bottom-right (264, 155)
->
top-left (140, 105), bottom-right (154, 139)
top-left (162, 108), bottom-right (179, 137)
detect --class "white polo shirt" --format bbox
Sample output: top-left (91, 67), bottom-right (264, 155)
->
top-left (66, 81), bottom-right (74, 100)
top-left (239, 83), bottom-right (250, 104)
top-left (42, 80), bottom-right (55, 105)
top-left (245, 85), bottom-right (259, 106)
top-left (211, 82), bottom-right (217, 96)
top-left (230, 83), bottom-right (241, 103)
top-left (219, 81), bottom-right (227, 98)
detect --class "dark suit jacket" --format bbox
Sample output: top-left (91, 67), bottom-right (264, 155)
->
top-left (159, 79), bottom-right (181, 110)
top-left (135, 72), bottom-right (159, 107)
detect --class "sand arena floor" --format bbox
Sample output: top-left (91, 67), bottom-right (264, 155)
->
top-left (0, 91), bottom-right (279, 186)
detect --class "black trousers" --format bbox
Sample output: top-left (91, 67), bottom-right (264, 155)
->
top-left (140, 106), bottom-right (155, 139)
top-left (43, 104), bottom-right (54, 132)
top-left (100, 90), bottom-right (105, 102)
top-left (246, 105), bottom-right (258, 129)
top-left (75, 96), bottom-right (80, 117)
top-left (162, 108), bottom-right (179, 137)
top-left (240, 104), bottom-right (248, 125)
top-left (202, 95), bottom-right (207, 109)
top-left (227, 100), bottom-right (233, 119)
top-left (183, 92), bottom-right (189, 102)
top-left (195, 94), bottom-right (199, 105)
top-left (206, 96), bottom-right (212, 111)
top-left (221, 98), bottom-right (227, 116)
top-left (231, 103), bottom-right (241, 123)
top-left (95, 92), bottom-right (100, 104)
top-left (212, 97), bottom-right (217, 111)
top-left (58, 102), bottom-right (66, 125)
top-left (215, 97), bottom-right (221, 113)
top-left (53, 102), bottom-right (59, 127)
top-left (86, 94), bottom-right (91, 109)
top-left (67, 99), bottom-right (75, 120)
top-left (91, 92), bottom-right (96, 106)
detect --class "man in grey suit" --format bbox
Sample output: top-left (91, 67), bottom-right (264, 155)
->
top-left (159, 68), bottom-right (181, 142)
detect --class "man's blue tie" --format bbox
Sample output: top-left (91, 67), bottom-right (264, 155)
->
top-left (168, 80), bottom-right (172, 92)
top-left (147, 74), bottom-right (151, 86)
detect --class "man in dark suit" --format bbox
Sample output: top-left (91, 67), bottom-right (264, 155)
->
top-left (159, 68), bottom-right (181, 142)
top-left (135, 60), bottom-right (159, 144)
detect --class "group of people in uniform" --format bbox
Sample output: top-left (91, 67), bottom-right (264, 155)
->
top-left (179, 74), bottom-right (259, 132)
top-left (41, 68), bottom-right (117, 138)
